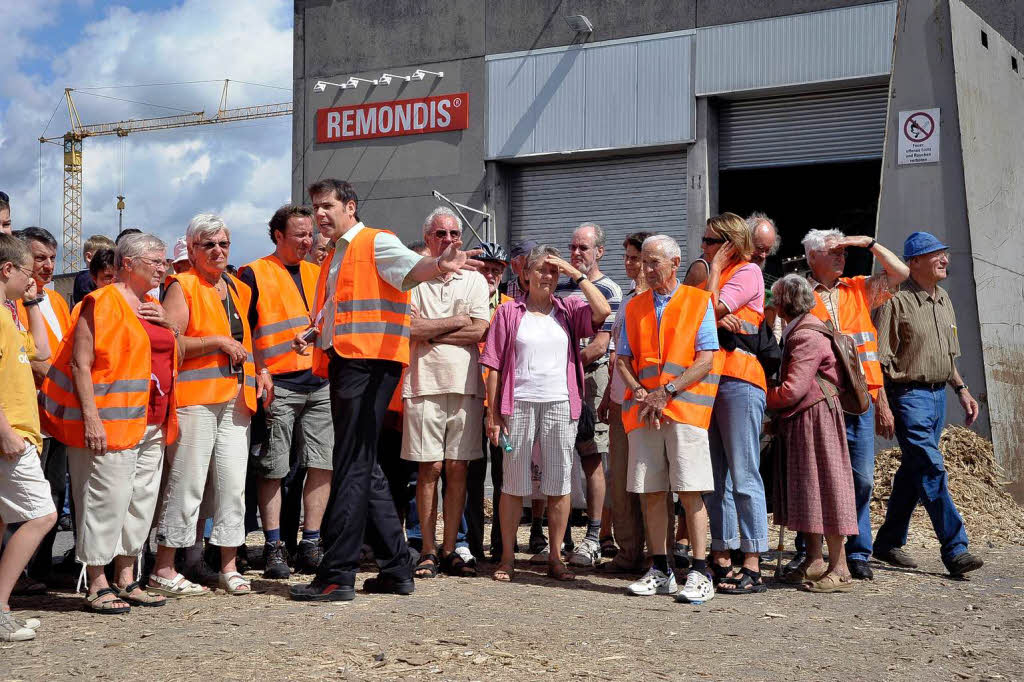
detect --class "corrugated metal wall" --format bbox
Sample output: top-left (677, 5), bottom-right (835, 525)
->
top-left (487, 33), bottom-right (694, 159)
top-left (696, 1), bottom-right (897, 96)
top-left (508, 153), bottom-right (688, 288)
top-left (718, 85), bottom-right (890, 169)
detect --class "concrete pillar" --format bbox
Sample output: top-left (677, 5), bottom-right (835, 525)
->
top-left (687, 97), bottom-right (718, 264)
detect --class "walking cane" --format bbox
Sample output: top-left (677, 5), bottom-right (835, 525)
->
top-left (775, 525), bottom-right (786, 578)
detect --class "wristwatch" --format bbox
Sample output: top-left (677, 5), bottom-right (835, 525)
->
top-left (574, 273), bottom-right (587, 285)
top-left (23, 296), bottom-right (43, 308)
top-left (664, 381), bottom-right (678, 396)
top-left (954, 384), bottom-right (968, 394)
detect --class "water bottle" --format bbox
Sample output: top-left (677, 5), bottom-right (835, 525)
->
top-left (498, 431), bottom-right (513, 454)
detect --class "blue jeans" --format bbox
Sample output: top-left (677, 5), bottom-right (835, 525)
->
top-left (874, 383), bottom-right (969, 566)
top-left (795, 402), bottom-right (876, 560)
top-left (705, 377), bottom-right (769, 553)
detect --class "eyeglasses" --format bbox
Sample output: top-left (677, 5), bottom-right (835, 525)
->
top-left (198, 240), bottom-right (231, 251)
top-left (702, 237), bottom-right (727, 245)
top-left (15, 265), bottom-right (33, 277)
top-left (432, 230), bottom-right (461, 239)
top-left (135, 256), bottom-right (167, 269)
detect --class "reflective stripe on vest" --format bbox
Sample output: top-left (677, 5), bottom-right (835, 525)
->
top-left (809, 276), bottom-right (884, 395)
top-left (38, 286), bottom-right (180, 450)
top-left (172, 272), bottom-right (258, 412)
top-left (243, 255), bottom-right (319, 375)
top-left (620, 285), bottom-right (720, 432)
top-left (714, 261), bottom-right (767, 392)
top-left (310, 227), bottom-right (411, 376)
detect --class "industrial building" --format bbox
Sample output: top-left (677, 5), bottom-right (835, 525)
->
top-left (292, 0), bottom-right (1024, 496)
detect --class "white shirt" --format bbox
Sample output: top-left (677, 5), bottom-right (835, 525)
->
top-left (513, 310), bottom-right (569, 402)
top-left (316, 222), bottom-right (423, 350)
top-left (36, 292), bottom-right (61, 342)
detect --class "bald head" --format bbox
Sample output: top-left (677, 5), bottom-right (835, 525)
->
top-left (748, 214), bottom-right (779, 269)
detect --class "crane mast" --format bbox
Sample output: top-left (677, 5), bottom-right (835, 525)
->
top-left (41, 80), bottom-right (291, 272)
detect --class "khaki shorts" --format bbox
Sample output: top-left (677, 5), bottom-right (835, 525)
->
top-left (401, 393), bottom-right (484, 462)
top-left (626, 421), bottom-right (713, 494)
top-left (257, 384), bottom-right (334, 478)
top-left (578, 362), bottom-right (610, 457)
top-left (0, 441), bottom-right (57, 523)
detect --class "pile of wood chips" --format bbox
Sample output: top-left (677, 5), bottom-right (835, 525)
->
top-left (872, 426), bottom-right (1024, 546)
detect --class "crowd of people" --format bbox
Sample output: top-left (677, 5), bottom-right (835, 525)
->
top-left (0, 183), bottom-right (984, 642)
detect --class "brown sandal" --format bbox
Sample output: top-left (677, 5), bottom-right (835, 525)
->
top-left (493, 564), bottom-right (515, 582)
top-left (780, 562), bottom-right (827, 585)
top-left (547, 562), bottom-right (576, 582)
top-left (117, 581), bottom-right (167, 607)
top-left (801, 573), bottom-right (854, 593)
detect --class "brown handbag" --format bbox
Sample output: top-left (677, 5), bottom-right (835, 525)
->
top-left (810, 319), bottom-right (871, 416)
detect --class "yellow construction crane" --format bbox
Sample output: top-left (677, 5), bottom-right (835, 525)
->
top-left (40, 80), bottom-right (291, 272)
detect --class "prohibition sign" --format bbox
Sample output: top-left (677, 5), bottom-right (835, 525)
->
top-left (903, 111), bottom-right (935, 142)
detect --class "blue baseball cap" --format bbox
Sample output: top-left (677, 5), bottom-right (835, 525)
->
top-left (903, 231), bottom-right (948, 260)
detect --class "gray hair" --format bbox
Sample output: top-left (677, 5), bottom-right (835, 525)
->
top-left (771, 273), bottom-right (817, 319)
top-left (422, 206), bottom-right (462, 237)
top-left (747, 212), bottom-right (781, 255)
top-left (186, 213), bottom-right (230, 246)
top-left (641, 234), bottom-right (681, 260)
top-left (525, 244), bottom-right (561, 271)
top-left (576, 222), bottom-right (606, 248)
top-left (115, 232), bottom-right (167, 271)
top-left (801, 228), bottom-right (844, 257)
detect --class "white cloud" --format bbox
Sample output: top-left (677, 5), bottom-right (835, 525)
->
top-left (0, 0), bottom-right (293, 269)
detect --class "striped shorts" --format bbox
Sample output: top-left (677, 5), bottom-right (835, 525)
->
top-left (503, 400), bottom-right (576, 497)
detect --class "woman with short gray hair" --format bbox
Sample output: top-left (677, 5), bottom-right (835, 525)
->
top-left (766, 274), bottom-right (858, 593)
top-left (152, 214), bottom-right (272, 598)
top-left (40, 232), bottom-right (179, 612)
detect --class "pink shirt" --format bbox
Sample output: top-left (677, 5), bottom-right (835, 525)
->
top-left (719, 262), bottom-right (764, 314)
top-left (479, 295), bottom-right (599, 419)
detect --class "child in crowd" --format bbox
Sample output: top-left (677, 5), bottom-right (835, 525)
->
top-left (0, 233), bottom-right (56, 642)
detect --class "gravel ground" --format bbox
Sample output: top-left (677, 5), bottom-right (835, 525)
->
top-left (3, 523), bottom-right (1022, 682)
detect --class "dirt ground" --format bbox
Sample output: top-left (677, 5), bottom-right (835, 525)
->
top-left (2, 520), bottom-right (1022, 682)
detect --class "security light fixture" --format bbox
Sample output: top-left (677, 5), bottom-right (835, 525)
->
top-left (346, 76), bottom-right (379, 88)
top-left (565, 14), bottom-right (593, 34)
top-left (313, 79), bottom-right (354, 92)
top-left (411, 69), bottom-right (445, 81)
top-left (378, 73), bottom-right (411, 86)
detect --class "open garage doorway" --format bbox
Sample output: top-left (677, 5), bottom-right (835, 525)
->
top-left (718, 160), bottom-right (882, 281)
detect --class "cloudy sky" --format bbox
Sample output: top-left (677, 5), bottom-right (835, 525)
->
top-left (0, 0), bottom-right (293, 270)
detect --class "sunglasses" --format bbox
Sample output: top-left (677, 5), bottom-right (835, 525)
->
top-left (198, 240), bottom-right (231, 250)
top-left (433, 230), bottom-right (461, 239)
top-left (702, 237), bottom-right (727, 245)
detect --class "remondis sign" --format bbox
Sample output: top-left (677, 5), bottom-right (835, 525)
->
top-left (316, 92), bottom-right (469, 143)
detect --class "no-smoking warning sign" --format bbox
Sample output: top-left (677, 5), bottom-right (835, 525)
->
top-left (898, 108), bottom-right (940, 165)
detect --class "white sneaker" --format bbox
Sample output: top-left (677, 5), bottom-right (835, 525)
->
top-left (0, 609), bottom-right (35, 642)
top-left (626, 567), bottom-right (677, 596)
top-left (675, 569), bottom-right (715, 604)
top-left (454, 546), bottom-right (477, 566)
top-left (569, 537), bottom-right (601, 567)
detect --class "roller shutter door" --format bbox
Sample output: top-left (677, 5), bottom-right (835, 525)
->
top-left (719, 85), bottom-right (889, 169)
top-left (509, 152), bottom-right (687, 289)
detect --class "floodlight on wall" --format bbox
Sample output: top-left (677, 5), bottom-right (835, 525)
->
top-left (345, 76), bottom-right (379, 88)
top-left (564, 14), bottom-right (593, 34)
top-left (313, 80), bottom-right (353, 92)
top-left (378, 72), bottom-right (412, 86)
top-left (411, 69), bottom-right (444, 81)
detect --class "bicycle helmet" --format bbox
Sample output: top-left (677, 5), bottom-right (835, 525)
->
top-left (477, 241), bottom-right (509, 264)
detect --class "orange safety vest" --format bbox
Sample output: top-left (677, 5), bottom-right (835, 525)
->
top-left (310, 227), bottom-right (411, 377)
top-left (242, 254), bottom-right (319, 375)
top-left (39, 286), bottom-right (179, 449)
top-left (171, 272), bottom-right (258, 412)
top-left (713, 260), bottom-right (767, 392)
top-left (809, 276), bottom-right (884, 398)
top-left (17, 287), bottom-right (72, 353)
top-left (620, 285), bottom-right (722, 432)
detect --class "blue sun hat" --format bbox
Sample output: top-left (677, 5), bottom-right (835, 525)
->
top-left (902, 231), bottom-right (948, 260)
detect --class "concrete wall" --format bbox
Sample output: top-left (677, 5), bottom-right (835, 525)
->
top-left (875, 0), bottom-right (989, 436)
top-left (949, 0), bottom-right (1024, 498)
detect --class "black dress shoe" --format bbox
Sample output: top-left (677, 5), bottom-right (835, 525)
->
top-left (848, 559), bottom-right (874, 580)
top-left (289, 580), bottom-right (355, 602)
top-left (873, 545), bottom-right (918, 568)
top-left (363, 574), bottom-right (415, 595)
top-left (783, 551), bottom-right (807, 575)
top-left (946, 552), bottom-right (983, 576)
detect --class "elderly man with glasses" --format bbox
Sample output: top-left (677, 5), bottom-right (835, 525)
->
top-left (870, 232), bottom-right (983, 577)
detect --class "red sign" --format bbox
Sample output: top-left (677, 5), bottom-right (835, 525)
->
top-left (316, 92), bottom-right (469, 143)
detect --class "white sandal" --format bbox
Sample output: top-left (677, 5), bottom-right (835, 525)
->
top-left (218, 571), bottom-right (252, 596)
top-left (147, 573), bottom-right (210, 598)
